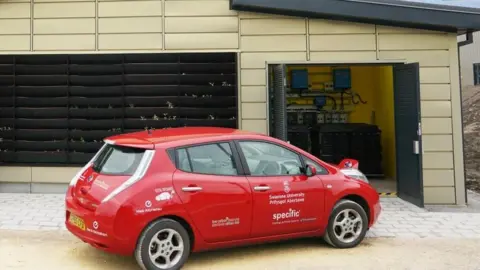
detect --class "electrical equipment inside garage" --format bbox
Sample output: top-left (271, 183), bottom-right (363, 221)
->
top-left (0, 53), bottom-right (237, 165)
top-left (271, 64), bottom-right (386, 178)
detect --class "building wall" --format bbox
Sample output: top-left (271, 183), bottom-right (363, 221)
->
top-left (458, 32), bottom-right (480, 87)
top-left (0, 0), bottom-right (465, 205)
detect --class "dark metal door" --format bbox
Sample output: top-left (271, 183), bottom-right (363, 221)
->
top-left (393, 63), bottom-right (424, 207)
top-left (269, 64), bottom-right (287, 141)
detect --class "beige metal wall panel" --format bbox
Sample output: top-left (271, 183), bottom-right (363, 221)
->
top-left (165, 1), bottom-right (235, 16)
top-left (241, 103), bottom-right (267, 119)
top-left (424, 187), bottom-right (455, 204)
top-left (0, 35), bottom-right (30, 50)
top-left (165, 33), bottom-right (238, 49)
top-left (420, 67), bottom-right (450, 84)
top-left (99, 33), bottom-right (162, 50)
top-left (310, 51), bottom-right (377, 62)
top-left (241, 18), bottom-right (306, 35)
top-left (34, 35), bottom-right (95, 51)
top-left (422, 152), bottom-right (454, 169)
top-left (378, 34), bottom-right (450, 50)
top-left (34, 3), bottom-right (95, 18)
top-left (35, 0), bottom-right (91, 2)
top-left (241, 69), bottom-right (266, 86)
top-left (420, 84), bottom-right (451, 100)
top-left (241, 52), bottom-right (306, 69)
top-left (309, 20), bottom-right (375, 34)
top-left (422, 135), bottom-right (453, 151)
top-left (421, 101), bottom-right (452, 117)
top-left (34, 18), bottom-right (95, 34)
top-left (165, 17), bottom-right (237, 33)
top-left (0, 3), bottom-right (30, 18)
top-left (421, 118), bottom-right (452, 134)
top-left (99, 1), bottom-right (162, 17)
top-left (99, 17), bottom-right (162, 34)
top-left (377, 25), bottom-right (443, 34)
top-left (31, 167), bottom-right (78, 183)
top-left (239, 11), bottom-right (289, 19)
top-left (448, 33), bottom-right (466, 205)
top-left (423, 169), bottom-right (454, 187)
top-left (379, 50), bottom-right (450, 67)
top-left (241, 86), bottom-right (267, 102)
top-left (0, 19), bottom-right (30, 34)
top-left (241, 36), bottom-right (306, 52)
top-left (0, 167), bottom-right (31, 183)
top-left (241, 119), bottom-right (267, 134)
top-left (310, 34), bottom-right (376, 51)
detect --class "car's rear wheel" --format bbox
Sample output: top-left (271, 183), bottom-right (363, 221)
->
top-left (323, 199), bottom-right (368, 249)
top-left (135, 219), bottom-right (191, 270)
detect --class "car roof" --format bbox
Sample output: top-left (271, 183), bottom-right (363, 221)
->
top-left (105, 127), bottom-right (266, 148)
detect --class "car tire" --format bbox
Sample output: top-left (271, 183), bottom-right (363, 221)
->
top-left (135, 218), bottom-right (191, 270)
top-left (323, 199), bottom-right (368, 249)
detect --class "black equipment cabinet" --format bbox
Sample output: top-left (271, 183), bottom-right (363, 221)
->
top-left (311, 123), bottom-right (384, 177)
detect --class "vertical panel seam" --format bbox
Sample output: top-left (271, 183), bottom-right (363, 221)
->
top-left (375, 25), bottom-right (379, 60)
top-left (162, 0), bottom-right (165, 50)
top-left (95, 0), bottom-right (99, 51)
top-left (237, 13), bottom-right (242, 128)
top-left (30, 0), bottom-right (33, 51)
top-left (305, 18), bottom-right (310, 61)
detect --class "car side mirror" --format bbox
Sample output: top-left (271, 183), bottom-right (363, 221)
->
top-left (305, 165), bottom-right (316, 177)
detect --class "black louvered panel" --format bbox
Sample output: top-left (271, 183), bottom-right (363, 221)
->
top-left (0, 53), bottom-right (238, 165)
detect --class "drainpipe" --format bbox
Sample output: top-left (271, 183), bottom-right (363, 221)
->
top-left (457, 30), bottom-right (474, 204)
top-left (458, 31), bottom-right (473, 47)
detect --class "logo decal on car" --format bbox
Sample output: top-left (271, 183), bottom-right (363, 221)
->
top-left (283, 180), bottom-right (291, 194)
top-left (155, 192), bottom-right (172, 202)
top-left (93, 221), bottom-right (99, 230)
top-left (212, 217), bottom-right (240, 227)
top-left (145, 200), bottom-right (152, 208)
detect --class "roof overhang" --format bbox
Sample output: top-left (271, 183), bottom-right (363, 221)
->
top-left (230, 0), bottom-right (480, 34)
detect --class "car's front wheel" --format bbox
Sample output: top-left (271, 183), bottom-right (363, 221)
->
top-left (135, 219), bottom-right (191, 270)
top-left (323, 199), bottom-right (368, 248)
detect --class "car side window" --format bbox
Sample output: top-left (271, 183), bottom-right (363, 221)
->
top-left (238, 141), bottom-right (302, 176)
top-left (176, 142), bottom-right (238, 176)
top-left (303, 156), bottom-right (329, 175)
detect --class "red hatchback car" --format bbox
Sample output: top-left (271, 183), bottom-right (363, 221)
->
top-left (65, 127), bottom-right (381, 270)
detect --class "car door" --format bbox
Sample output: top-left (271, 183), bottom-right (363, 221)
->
top-left (234, 140), bottom-right (325, 238)
top-left (172, 141), bottom-right (252, 243)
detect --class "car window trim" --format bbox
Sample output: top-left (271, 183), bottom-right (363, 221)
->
top-left (233, 139), bottom-right (307, 177)
top-left (170, 140), bottom-right (247, 177)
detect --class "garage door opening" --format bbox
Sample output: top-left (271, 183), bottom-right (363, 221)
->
top-left (0, 52), bottom-right (238, 166)
top-left (267, 62), bottom-right (424, 207)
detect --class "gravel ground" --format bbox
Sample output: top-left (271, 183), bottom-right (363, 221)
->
top-left (1, 230), bottom-right (480, 270)
top-left (462, 86), bottom-right (480, 193)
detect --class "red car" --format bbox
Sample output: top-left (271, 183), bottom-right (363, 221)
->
top-left (65, 127), bottom-right (381, 270)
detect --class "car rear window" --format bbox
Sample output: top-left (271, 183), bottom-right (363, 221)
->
top-left (92, 144), bottom-right (146, 176)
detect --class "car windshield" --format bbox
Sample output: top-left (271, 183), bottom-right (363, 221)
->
top-left (92, 144), bottom-right (145, 176)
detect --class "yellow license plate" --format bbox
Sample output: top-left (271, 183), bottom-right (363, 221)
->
top-left (68, 214), bottom-right (86, 231)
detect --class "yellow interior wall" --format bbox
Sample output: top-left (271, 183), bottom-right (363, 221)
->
top-left (285, 65), bottom-right (396, 179)
top-left (373, 66), bottom-right (396, 180)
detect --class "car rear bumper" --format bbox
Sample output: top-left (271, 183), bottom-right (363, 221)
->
top-left (65, 194), bottom-right (133, 256)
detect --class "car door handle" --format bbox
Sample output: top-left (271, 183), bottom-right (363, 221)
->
top-left (254, 186), bottom-right (271, 191)
top-left (182, 186), bottom-right (203, 192)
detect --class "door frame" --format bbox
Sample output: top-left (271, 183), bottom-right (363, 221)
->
top-left (264, 59), bottom-right (425, 205)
